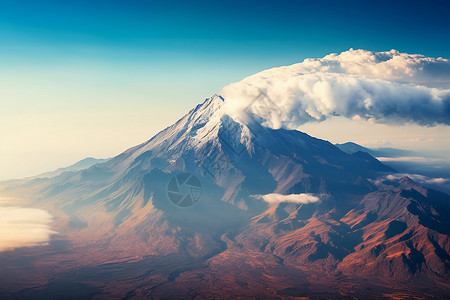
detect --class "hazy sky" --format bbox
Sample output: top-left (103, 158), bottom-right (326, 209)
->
top-left (1, 0), bottom-right (450, 180)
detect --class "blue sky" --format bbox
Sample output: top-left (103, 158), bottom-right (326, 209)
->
top-left (2, 0), bottom-right (449, 66)
top-left (1, 0), bottom-right (449, 180)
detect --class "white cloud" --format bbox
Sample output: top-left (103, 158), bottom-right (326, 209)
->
top-left (221, 49), bottom-right (450, 129)
top-left (254, 193), bottom-right (321, 205)
top-left (0, 198), bottom-right (56, 252)
top-left (385, 173), bottom-right (450, 185)
top-left (356, 139), bottom-right (392, 147)
top-left (377, 156), bottom-right (442, 162)
top-left (408, 137), bottom-right (436, 143)
top-left (409, 138), bottom-right (421, 142)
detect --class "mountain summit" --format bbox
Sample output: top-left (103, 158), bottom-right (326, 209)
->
top-left (0, 94), bottom-right (449, 299)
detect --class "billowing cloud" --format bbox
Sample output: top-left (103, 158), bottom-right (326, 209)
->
top-left (0, 199), bottom-right (56, 252)
top-left (254, 193), bottom-right (321, 205)
top-left (221, 49), bottom-right (450, 128)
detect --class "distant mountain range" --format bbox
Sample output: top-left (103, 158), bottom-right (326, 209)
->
top-left (0, 95), bottom-right (449, 299)
top-left (37, 157), bottom-right (110, 178)
top-left (335, 141), bottom-right (417, 158)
